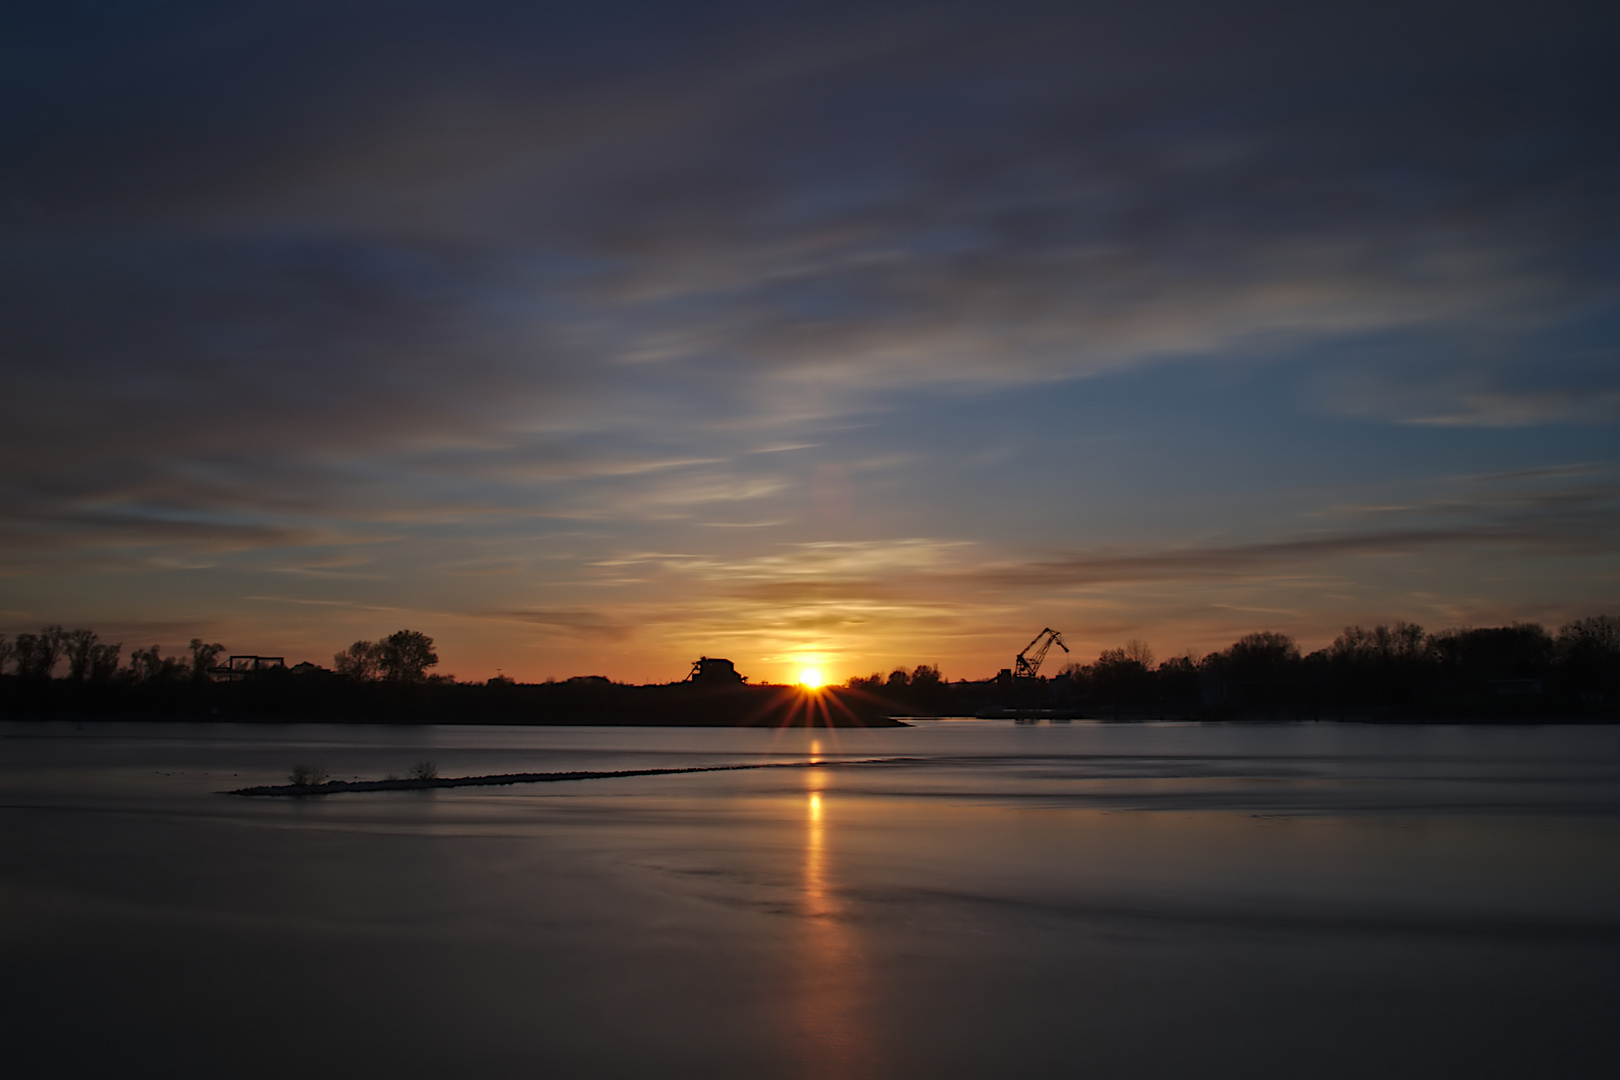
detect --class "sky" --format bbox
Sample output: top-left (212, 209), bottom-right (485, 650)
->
top-left (2, 0), bottom-right (1617, 684)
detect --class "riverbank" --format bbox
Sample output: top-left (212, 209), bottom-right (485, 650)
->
top-left (0, 677), bottom-right (911, 727)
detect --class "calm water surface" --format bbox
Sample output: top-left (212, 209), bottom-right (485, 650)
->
top-left (4, 719), bottom-right (1619, 1078)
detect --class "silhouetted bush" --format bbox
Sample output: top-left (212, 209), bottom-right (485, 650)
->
top-left (289, 765), bottom-right (329, 786)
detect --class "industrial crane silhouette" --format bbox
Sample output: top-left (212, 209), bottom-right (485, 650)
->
top-left (1014, 628), bottom-right (1069, 679)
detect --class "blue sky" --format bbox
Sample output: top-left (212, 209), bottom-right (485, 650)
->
top-left (2, 0), bottom-right (1616, 682)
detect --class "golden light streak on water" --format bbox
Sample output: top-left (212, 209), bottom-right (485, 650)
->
top-left (793, 769), bottom-right (883, 1079)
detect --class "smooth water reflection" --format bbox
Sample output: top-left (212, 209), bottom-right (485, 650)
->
top-left (4, 719), bottom-right (1620, 1078)
top-left (796, 767), bottom-right (884, 1080)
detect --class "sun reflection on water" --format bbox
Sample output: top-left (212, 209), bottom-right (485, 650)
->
top-left (794, 768), bottom-right (882, 1078)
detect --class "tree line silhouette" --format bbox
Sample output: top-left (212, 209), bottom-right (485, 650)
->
top-left (0, 626), bottom-right (898, 726)
top-left (843, 616), bottom-right (1620, 719)
top-left (0, 626), bottom-right (224, 684)
top-left (0, 627), bottom-right (453, 724)
top-left (2, 616), bottom-right (1617, 722)
top-left (1064, 617), bottom-right (1611, 718)
top-left (0, 627), bottom-right (442, 685)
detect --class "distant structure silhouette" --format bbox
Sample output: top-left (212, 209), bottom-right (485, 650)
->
top-left (688, 657), bottom-right (746, 686)
top-left (211, 655), bottom-right (286, 681)
top-left (999, 628), bottom-right (1069, 695)
top-left (1013, 628), bottom-right (1069, 679)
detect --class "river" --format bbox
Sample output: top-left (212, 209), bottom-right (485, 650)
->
top-left (4, 718), bottom-right (1618, 1077)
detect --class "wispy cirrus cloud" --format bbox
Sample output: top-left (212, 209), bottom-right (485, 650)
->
top-left (3, 0), bottom-right (1616, 677)
top-left (485, 608), bottom-right (631, 641)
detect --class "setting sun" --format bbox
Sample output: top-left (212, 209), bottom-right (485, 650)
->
top-left (797, 668), bottom-right (825, 688)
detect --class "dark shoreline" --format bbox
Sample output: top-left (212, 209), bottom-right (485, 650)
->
top-left (0, 678), bottom-right (914, 727)
top-left (4, 670), bottom-right (1616, 725)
